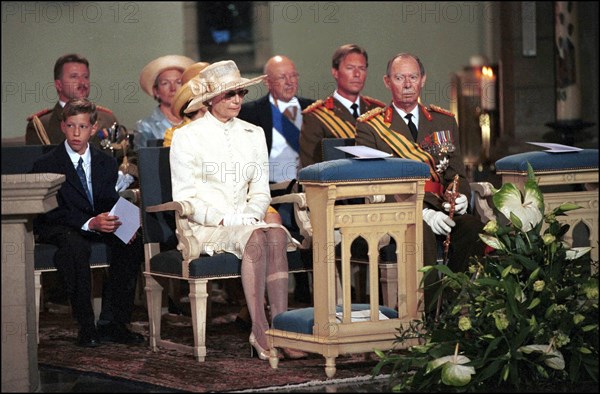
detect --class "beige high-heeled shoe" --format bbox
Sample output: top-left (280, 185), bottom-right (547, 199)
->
top-left (249, 333), bottom-right (269, 360)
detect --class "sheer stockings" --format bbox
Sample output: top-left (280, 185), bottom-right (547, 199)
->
top-left (241, 226), bottom-right (289, 351)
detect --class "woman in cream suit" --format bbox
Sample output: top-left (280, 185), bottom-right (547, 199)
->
top-left (170, 60), bottom-right (305, 361)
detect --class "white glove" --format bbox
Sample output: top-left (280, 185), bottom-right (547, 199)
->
top-left (422, 208), bottom-right (455, 236)
top-left (222, 213), bottom-right (258, 226)
top-left (435, 157), bottom-right (449, 173)
top-left (443, 193), bottom-right (468, 215)
top-left (115, 171), bottom-right (135, 192)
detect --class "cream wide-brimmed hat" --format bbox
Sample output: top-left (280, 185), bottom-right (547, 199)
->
top-left (171, 62), bottom-right (210, 117)
top-left (139, 55), bottom-right (195, 97)
top-left (185, 60), bottom-right (265, 113)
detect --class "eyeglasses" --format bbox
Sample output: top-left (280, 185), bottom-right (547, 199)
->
top-left (272, 73), bottom-right (299, 82)
top-left (223, 89), bottom-right (249, 99)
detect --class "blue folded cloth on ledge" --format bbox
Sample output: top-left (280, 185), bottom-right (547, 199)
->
top-left (272, 304), bottom-right (398, 335)
top-left (299, 158), bottom-right (430, 183)
top-left (495, 149), bottom-right (598, 173)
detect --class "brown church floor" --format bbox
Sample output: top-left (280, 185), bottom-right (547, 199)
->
top-left (37, 288), bottom-right (390, 393)
top-left (38, 365), bottom-right (389, 392)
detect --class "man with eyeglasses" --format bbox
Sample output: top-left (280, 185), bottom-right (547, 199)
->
top-left (238, 55), bottom-right (314, 304)
top-left (299, 44), bottom-right (385, 168)
top-left (239, 55), bottom-right (313, 186)
top-left (356, 52), bottom-right (486, 314)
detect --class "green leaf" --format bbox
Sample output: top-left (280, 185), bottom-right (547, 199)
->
top-left (501, 265), bottom-right (512, 278)
top-left (556, 202), bottom-right (581, 213)
top-left (527, 297), bottom-right (540, 310)
top-left (582, 324), bottom-right (598, 332)
top-left (509, 211), bottom-right (523, 231)
top-left (528, 267), bottom-right (541, 281)
top-left (579, 347), bottom-right (592, 354)
top-left (478, 234), bottom-right (505, 251)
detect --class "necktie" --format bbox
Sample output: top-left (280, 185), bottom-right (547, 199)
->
top-left (283, 106), bottom-right (297, 123)
top-left (405, 113), bottom-right (418, 140)
top-left (350, 103), bottom-right (359, 119)
top-left (77, 157), bottom-right (93, 206)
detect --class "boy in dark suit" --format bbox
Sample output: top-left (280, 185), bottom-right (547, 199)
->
top-left (31, 98), bottom-right (144, 347)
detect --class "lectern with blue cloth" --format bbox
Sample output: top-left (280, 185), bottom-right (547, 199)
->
top-left (266, 158), bottom-right (430, 377)
top-left (495, 149), bottom-right (598, 267)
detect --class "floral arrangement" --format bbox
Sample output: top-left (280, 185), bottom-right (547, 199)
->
top-left (374, 164), bottom-right (598, 391)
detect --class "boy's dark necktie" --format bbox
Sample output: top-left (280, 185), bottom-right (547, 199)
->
top-left (77, 157), bottom-right (93, 206)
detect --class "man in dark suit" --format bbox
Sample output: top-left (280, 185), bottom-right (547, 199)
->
top-left (238, 55), bottom-right (313, 305)
top-left (31, 98), bottom-right (144, 347)
top-left (356, 52), bottom-right (486, 312)
top-left (299, 44), bottom-right (385, 167)
top-left (239, 55), bottom-right (313, 184)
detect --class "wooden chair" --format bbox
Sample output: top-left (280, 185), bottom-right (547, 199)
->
top-left (1, 145), bottom-right (111, 343)
top-left (137, 146), bottom-right (312, 361)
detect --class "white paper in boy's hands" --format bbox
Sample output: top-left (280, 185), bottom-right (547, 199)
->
top-left (109, 197), bottom-right (140, 243)
top-left (526, 142), bottom-right (583, 153)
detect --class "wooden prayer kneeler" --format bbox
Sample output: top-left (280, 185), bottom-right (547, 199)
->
top-left (496, 149), bottom-right (598, 269)
top-left (266, 158), bottom-right (430, 377)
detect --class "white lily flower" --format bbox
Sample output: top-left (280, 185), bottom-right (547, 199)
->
top-left (565, 247), bottom-right (592, 260)
top-left (518, 344), bottom-right (565, 370)
top-left (493, 181), bottom-right (543, 232)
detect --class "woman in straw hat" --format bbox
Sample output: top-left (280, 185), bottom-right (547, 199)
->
top-left (163, 61), bottom-right (210, 147)
top-left (133, 55), bottom-right (195, 148)
top-left (170, 60), bottom-right (305, 361)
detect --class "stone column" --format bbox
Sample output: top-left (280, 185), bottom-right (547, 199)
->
top-left (2, 173), bottom-right (64, 392)
top-left (546, 2), bottom-right (593, 145)
top-left (555, 1), bottom-right (580, 121)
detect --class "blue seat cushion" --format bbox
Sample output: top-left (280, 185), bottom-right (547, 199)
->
top-left (34, 242), bottom-right (110, 271)
top-left (272, 304), bottom-right (398, 335)
top-left (495, 149), bottom-right (598, 174)
top-left (149, 249), bottom-right (311, 278)
top-left (299, 158), bottom-right (430, 183)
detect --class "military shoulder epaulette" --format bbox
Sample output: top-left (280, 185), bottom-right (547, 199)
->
top-left (26, 108), bottom-right (52, 121)
top-left (428, 104), bottom-right (455, 117)
top-left (357, 107), bottom-right (385, 122)
top-left (362, 95), bottom-right (386, 108)
top-left (97, 105), bottom-right (114, 115)
top-left (302, 99), bottom-right (325, 114)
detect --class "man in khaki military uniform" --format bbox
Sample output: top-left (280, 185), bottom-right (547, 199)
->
top-left (25, 53), bottom-right (119, 148)
top-left (299, 44), bottom-right (385, 167)
top-left (356, 52), bottom-right (486, 313)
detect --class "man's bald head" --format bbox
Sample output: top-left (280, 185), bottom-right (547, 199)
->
top-left (264, 55), bottom-right (299, 102)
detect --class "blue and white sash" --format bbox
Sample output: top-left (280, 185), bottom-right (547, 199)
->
top-left (271, 103), bottom-right (300, 152)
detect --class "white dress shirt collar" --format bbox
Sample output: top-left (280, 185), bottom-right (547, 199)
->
top-left (392, 103), bottom-right (420, 126)
top-left (333, 90), bottom-right (360, 115)
top-left (64, 140), bottom-right (91, 167)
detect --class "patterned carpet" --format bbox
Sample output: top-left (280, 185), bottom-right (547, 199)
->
top-left (37, 303), bottom-right (388, 392)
